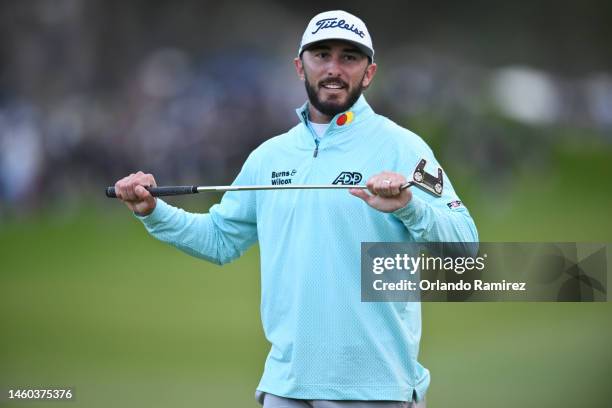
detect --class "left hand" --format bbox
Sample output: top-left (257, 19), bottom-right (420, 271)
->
top-left (349, 171), bottom-right (413, 213)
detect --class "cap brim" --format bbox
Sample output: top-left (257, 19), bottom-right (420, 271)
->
top-left (299, 39), bottom-right (373, 59)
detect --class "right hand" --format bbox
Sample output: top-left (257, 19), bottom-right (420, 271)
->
top-left (114, 171), bottom-right (157, 216)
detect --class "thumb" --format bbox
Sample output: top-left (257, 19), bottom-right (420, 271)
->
top-left (349, 188), bottom-right (373, 204)
top-left (135, 185), bottom-right (153, 202)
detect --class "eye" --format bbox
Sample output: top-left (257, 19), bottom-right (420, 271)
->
top-left (343, 54), bottom-right (358, 61)
top-left (316, 51), bottom-right (330, 58)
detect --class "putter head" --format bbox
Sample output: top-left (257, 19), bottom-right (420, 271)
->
top-left (411, 158), bottom-right (443, 197)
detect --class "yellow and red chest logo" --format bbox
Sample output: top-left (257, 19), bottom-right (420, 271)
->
top-left (336, 111), bottom-right (354, 126)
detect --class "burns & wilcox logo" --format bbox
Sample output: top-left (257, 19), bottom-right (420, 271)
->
top-left (271, 169), bottom-right (296, 185)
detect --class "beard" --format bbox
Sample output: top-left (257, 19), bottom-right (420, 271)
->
top-left (304, 70), bottom-right (365, 118)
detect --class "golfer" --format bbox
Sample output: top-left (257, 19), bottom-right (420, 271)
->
top-left (114, 10), bottom-right (477, 408)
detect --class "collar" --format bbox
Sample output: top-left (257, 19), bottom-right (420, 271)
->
top-left (295, 94), bottom-right (375, 131)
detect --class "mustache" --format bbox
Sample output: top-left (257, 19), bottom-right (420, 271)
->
top-left (318, 78), bottom-right (348, 88)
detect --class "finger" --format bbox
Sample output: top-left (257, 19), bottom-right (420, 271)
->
top-left (366, 177), bottom-right (376, 195)
top-left (134, 185), bottom-right (150, 200)
top-left (388, 180), bottom-right (402, 196)
top-left (135, 185), bottom-right (156, 209)
top-left (378, 171), bottom-right (405, 197)
top-left (114, 180), bottom-right (124, 200)
top-left (130, 173), bottom-right (149, 201)
top-left (143, 173), bottom-right (157, 188)
top-left (371, 176), bottom-right (388, 195)
top-left (349, 188), bottom-right (373, 204)
top-left (118, 178), bottom-right (130, 201)
top-left (120, 173), bottom-right (134, 200)
top-left (124, 179), bottom-right (139, 201)
top-left (133, 172), bottom-right (156, 190)
top-left (377, 179), bottom-right (394, 197)
top-left (115, 177), bottom-right (128, 200)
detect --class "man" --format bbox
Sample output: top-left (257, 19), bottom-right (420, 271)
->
top-left (114, 10), bottom-right (477, 408)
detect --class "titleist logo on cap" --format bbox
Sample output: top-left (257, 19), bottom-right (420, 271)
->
top-left (311, 18), bottom-right (365, 38)
top-left (298, 11), bottom-right (374, 60)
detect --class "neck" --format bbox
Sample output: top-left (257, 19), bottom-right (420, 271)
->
top-left (308, 105), bottom-right (332, 124)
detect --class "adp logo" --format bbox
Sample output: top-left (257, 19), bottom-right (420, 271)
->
top-left (332, 171), bottom-right (363, 185)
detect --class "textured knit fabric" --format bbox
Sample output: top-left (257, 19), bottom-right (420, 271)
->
top-left (309, 122), bottom-right (330, 138)
top-left (260, 391), bottom-right (416, 407)
top-left (137, 95), bottom-right (478, 402)
top-left (257, 391), bottom-right (425, 407)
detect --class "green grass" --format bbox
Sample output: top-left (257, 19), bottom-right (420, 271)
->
top-left (0, 208), bottom-right (267, 407)
top-left (1, 146), bottom-right (611, 407)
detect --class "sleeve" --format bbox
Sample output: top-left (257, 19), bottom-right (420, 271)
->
top-left (391, 132), bottom-right (479, 246)
top-left (135, 153), bottom-right (259, 265)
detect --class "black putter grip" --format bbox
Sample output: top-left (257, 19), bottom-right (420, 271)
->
top-left (105, 186), bottom-right (198, 198)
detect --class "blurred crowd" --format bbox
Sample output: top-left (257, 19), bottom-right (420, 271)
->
top-left (1, 0), bottom-right (610, 212)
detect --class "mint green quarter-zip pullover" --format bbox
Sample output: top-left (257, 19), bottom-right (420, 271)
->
top-left (137, 95), bottom-right (478, 402)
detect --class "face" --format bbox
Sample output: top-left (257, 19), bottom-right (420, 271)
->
top-left (295, 40), bottom-right (377, 119)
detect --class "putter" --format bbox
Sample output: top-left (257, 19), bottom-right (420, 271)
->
top-left (105, 158), bottom-right (443, 198)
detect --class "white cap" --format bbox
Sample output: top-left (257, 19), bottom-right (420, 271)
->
top-left (298, 10), bottom-right (374, 61)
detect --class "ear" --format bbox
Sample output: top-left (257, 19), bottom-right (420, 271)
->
top-left (294, 57), bottom-right (305, 81)
top-left (361, 62), bottom-right (377, 89)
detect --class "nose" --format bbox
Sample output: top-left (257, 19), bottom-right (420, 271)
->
top-left (324, 55), bottom-right (343, 77)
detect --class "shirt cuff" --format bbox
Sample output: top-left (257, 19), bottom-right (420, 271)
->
top-left (392, 195), bottom-right (426, 224)
top-left (133, 199), bottom-right (170, 226)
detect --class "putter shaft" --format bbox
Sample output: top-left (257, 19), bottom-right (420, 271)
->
top-left (105, 182), bottom-right (414, 198)
top-left (196, 183), bottom-right (413, 192)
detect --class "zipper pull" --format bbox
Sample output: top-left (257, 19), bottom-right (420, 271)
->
top-left (313, 139), bottom-right (320, 157)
